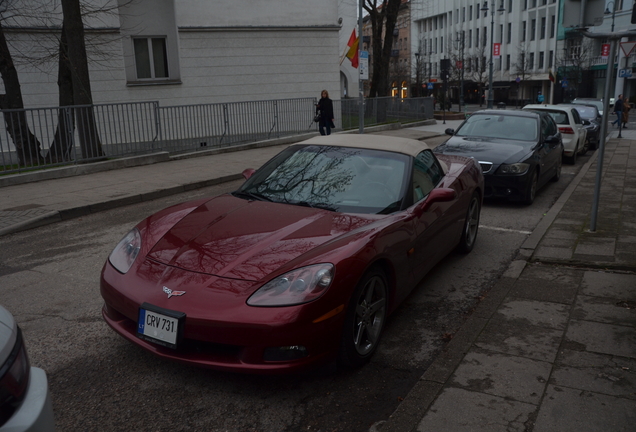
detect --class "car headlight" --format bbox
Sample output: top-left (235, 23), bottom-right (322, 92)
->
top-left (497, 163), bottom-right (530, 175)
top-left (108, 228), bottom-right (141, 274)
top-left (247, 264), bottom-right (334, 307)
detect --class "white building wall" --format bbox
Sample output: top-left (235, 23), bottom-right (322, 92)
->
top-left (338, 0), bottom-right (358, 98)
top-left (1, 0), bottom-right (342, 109)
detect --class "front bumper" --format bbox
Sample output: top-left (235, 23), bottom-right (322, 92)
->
top-left (0, 368), bottom-right (55, 432)
top-left (483, 172), bottom-right (532, 200)
top-left (100, 262), bottom-right (346, 374)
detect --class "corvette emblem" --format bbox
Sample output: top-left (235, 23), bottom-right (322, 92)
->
top-left (163, 286), bottom-right (186, 298)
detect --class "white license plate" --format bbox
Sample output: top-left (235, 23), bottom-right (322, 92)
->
top-left (137, 304), bottom-right (185, 349)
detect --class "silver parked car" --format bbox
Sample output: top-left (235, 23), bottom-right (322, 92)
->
top-left (0, 305), bottom-right (55, 431)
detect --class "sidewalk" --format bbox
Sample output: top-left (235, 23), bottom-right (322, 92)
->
top-left (1, 119), bottom-right (635, 431)
top-left (379, 128), bottom-right (636, 432)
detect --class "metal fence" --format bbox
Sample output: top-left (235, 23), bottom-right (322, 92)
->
top-left (339, 97), bottom-right (434, 130)
top-left (1, 96), bottom-right (433, 175)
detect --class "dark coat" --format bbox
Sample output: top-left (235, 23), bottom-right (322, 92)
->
top-left (316, 97), bottom-right (334, 123)
top-left (614, 98), bottom-right (624, 113)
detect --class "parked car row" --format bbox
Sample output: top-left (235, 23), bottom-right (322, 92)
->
top-left (437, 100), bottom-right (603, 205)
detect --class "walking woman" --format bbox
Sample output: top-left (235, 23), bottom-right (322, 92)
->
top-left (316, 90), bottom-right (334, 135)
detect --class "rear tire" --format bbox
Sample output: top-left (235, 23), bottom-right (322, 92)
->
top-left (579, 137), bottom-right (589, 156)
top-left (551, 153), bottom-right (562, 182)
top-left (456, 191), bottom-right (481, 254)
top-left (567, 146), bottom-right (577, 165)
top-left (338, 268), bottom-right (388, 368)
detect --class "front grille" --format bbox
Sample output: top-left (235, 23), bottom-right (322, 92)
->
top-left (478, 161), bottom-right (493, 174)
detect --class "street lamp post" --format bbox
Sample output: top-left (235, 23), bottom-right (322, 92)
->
top-left (605, 2), bottom-right (620, 138)
top-left (415, 51), bottom-right (421, 97)
top-left (481, 2), bottom-right (505, 109)
top-left (455, 31), bottom-right (465, 114)
top-left (605, 1), bottom-right (616, 32)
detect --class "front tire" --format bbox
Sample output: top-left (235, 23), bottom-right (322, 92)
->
top-left (523, 169), bottom-right (539, 205)
top-left (338, 268), bottom-right (388, 368)
top-left (456, 191), bottom-right (481, 254)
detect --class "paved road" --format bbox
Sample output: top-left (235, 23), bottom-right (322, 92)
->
top-left (0, 146), bottom-right (593, 432)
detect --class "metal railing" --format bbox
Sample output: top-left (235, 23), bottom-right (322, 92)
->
top-left (1, 96), bottom-right (433, 175)
top-left (339, 97), bottom-right (434, 130)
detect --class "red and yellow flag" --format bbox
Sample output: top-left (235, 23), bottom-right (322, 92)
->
top-left (346, 29), bottom-right (359, 68)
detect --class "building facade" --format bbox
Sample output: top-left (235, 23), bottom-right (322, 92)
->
top-left (562, 0), bottom-right (636, 103)
top-left (411, 0), bottom-right (561, 106)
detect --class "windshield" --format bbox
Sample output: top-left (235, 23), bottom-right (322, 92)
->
top-left (235, 145), bottom-right (409, 214)
top-left (573, 106), bottom-right (598, 119)
top-left (455, 114), bottom-right (538, 141)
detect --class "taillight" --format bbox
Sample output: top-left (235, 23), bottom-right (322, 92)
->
top-left (0, 328), bottom-right (31, 426)
top-left (559, 127), bottom-right (575, 134)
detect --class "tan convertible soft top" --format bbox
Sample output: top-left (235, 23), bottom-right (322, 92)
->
top-left (294, 134), bottom-right (431, 157)
top-left (291, 134), bottom-right (448, 174)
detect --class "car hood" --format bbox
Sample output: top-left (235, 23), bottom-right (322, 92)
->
top-left (436, 136), bottom-right (532, 165)
top-left (146, 195), bottom-right (378, 281)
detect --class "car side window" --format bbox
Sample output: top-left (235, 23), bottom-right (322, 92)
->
top-left (541, 116), bottom-right (553, 138)
top-left (571, 109), bottom-right (582, 124)
top-left (412, 150), bottom-right (443, 203)
top-left (544, 116), bottom-right (559, 137)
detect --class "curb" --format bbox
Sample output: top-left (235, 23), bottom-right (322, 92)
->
top-left (0, 211), bottom-right (62, 237)
top-left (0, 152), bottom-right (171, 188)
top-left (0, 173), bottom-right (243, 238)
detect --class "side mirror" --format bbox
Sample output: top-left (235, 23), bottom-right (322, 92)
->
top-left (445, 128), bottom-right (455, 136)
top-left (414, 188), bottom-right (457, 217)
top-left (242, 168), bottom-right (256, 180)
top-left (545, 135), bottom-right (561, 145)
top-left (582, 119), bottom-right (590, 126)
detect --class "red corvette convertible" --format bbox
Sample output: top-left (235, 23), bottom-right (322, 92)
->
top-left (100, 135), bottom-right (483, 373)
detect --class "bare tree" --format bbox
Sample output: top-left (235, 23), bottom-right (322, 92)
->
top-left (364, 0), bottom-right (403, 97)
top-left (1, 0), bottom-right (125, 163)
top-left (466, 43), bottom-right (489, 104)
top-left (556, 35), bottom-right (594, 101)
top-left (60, 0), bottom-right (104, 159)
top-left (0, 18), bottom-right (43, 166)
top-left (512, 42), bottom-right (535, 105)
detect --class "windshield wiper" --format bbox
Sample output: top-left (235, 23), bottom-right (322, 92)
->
top-left (296, 201), bottom-right (336, 212)
top-left (232, 190), bottom-right (273, 202)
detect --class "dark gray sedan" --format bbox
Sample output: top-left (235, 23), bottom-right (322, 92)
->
top-left (435, 110), bottom-right (563, 205)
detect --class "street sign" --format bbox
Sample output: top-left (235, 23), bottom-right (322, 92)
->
top-left (562, 79), bottom-right (568, 88)
top-left (515, 77), bottom-right (521, 83)
top-left (619, 68), bottom-right (633, 78)
top-left (359, 51), bottom-right (369, 80)
top-left (427, 83), bottom-right (434, 90)
top-left (621, 41), bottom-right (636, 57)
